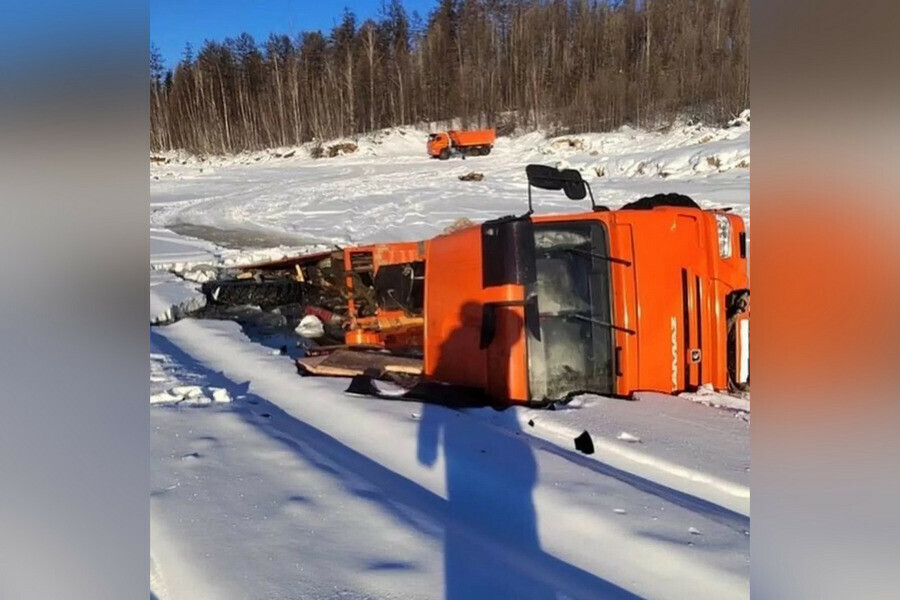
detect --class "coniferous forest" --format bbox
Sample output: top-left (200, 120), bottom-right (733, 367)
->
top-left (151, 0), bottom-right (749, 153)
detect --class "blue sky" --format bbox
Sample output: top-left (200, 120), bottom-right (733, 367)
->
top-left (151, 0), bottom-right (435, 69)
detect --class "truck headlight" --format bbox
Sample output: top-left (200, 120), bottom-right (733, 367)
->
top-left (716, 214), bottom-right (732, 258)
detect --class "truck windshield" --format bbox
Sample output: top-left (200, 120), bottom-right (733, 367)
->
top-left (527, 222), bottom-right (615, 401)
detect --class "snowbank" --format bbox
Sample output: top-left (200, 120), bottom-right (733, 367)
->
top-left (680, 384), bottom-right (751, 413)
top-left (150, 385), bottom-right (232, 405)
top-left (150, 271), bottom-right (206, 325)
top-left (466, 391), bottom-right (750, 515)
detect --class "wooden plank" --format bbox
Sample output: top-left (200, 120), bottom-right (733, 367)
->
top-left (237, 249), bottom-right (334, 272)
top-left (305, 344), bottom-right (385, 356)
top-left (297, 363), bottom-right (367, 377)
top-left (384, 364), bottom-right (423, 375)
top-left (296, 350), bottom-right (422, 378)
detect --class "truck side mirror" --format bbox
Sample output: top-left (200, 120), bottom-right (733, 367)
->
top-left (526, 164), bottom-right (569, 191)
top-left (563, 181), bottom-right (586, 200)
top-left (525, 164), bottom-right (596, 211)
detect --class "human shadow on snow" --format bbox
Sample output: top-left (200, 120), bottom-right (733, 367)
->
top-left (151, 327), bottom-right (640, 599)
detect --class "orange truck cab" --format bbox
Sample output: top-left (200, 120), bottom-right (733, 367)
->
top-left (428, 129), bottom-right (496, 159)
top-left (421, 165), bottom-right (749, 404)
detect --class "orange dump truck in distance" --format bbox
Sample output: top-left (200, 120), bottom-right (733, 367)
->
top-left (428, 128), bottom-right (496, 159)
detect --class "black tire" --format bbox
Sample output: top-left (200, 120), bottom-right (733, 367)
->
top-left (483, 146), bottom-right (492, 155)
top-left (202, 279), bottom-right (307, 310)
top-left (439, 148), bottom-right (450, 160)
top-left (621, 193), bottom-right (699, 210)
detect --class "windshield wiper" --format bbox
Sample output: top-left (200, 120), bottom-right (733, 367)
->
top-left (540, 310), bottom-right (636, 335)
top-left (553, 247), bottom-right (632, 266)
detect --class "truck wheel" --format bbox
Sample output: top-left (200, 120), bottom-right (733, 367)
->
top-left (621, 193), bottom-right (699, 210)
top-left (201, 279), bottom-right (307, 310)
top-left (439, 148), bottom-right (450, 160)
top-left (482, 146), bottom-right (492, 155)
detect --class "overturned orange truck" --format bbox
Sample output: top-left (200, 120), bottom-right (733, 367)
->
top-left (220, 165), bottom-right (749, 406)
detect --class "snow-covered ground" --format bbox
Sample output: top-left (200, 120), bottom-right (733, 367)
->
top-left (150, 117), bottom-right (750, 599)
top-left (151, 112), bottom-right (749, 248)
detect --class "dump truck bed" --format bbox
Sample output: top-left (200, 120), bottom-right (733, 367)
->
top-left (448, 129), bottom-right (496, 147)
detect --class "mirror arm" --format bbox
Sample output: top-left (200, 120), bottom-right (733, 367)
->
top-left (585, 181), bottom-right (597, 211)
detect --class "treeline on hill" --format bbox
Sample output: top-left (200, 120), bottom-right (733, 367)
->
top-left (150, 0), bottom-right (749, 154)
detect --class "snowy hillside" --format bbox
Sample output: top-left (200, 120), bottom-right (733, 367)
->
top-left (150, 117), bottom-right (750, 600)
top-left (151, 112), bottom-right (749, 252)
